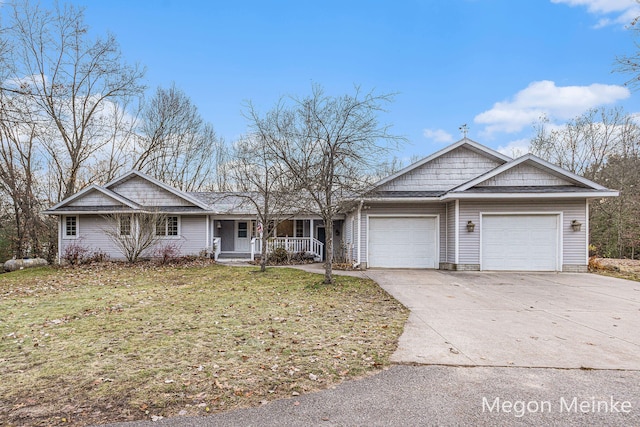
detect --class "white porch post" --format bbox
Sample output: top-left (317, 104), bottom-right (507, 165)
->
top-left (205, 215), bottom-right (210, 254)
top-left (455, 200), bottom-right (460, 265)
top-left (310, 218), bottom-right (314, 239)
top-left (585, 200), bottom-right (589, 265)
top-left (357, 200), bottom-right (362, 266)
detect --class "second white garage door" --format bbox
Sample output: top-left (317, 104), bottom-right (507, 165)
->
top-left (368, 216), bottom-right (438, 268)
top-left (481, 214), bottom-right (560, 271)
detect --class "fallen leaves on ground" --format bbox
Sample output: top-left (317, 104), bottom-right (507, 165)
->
top-left (0, 262), bottom-right (408, 426)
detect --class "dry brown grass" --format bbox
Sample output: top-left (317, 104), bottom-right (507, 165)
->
top-left (0, 262), bottom-right (408, 426)
top-left (590, 257), bottom-right (640, 282)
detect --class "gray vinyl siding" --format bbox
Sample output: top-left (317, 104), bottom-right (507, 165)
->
top-left (60, 215), bottom-right (124, 259)
top-left (110, 175), bottom-right (194, 207)
top-left (69, 191), bottom-right (123, 207)
top-left (343, 213), bottom-right (353, 261)
top-left (458, 199), bottom-right (587, 267)
top-left (361, 203), bottom-right (447, 264)
top-left (446, 201), bottom-right (456, 263)
top-left (477, 163), bottom-right (573, 186)
top-left (378, 147), bottom-right (502, 191)
top-left (177, 215), bottom-right (208, 256)
top-left (59, 214), bottom-right (207, 260)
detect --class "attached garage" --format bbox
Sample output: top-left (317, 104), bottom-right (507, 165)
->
top-left (481, 214), bottom-right (560, 271)
top-left (368, 216), bottom-right (438, 268)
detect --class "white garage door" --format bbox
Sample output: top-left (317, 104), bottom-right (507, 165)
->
top-left (368, 217), bottom-right (438, 268)
top-left (482, 214), bottom-right (559, 271)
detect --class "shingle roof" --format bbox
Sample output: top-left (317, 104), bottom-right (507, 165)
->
top-left (189, 192), bottom-right (257, 214)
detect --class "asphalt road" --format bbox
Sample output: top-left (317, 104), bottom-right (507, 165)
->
top-left (104, 365), bottom-right (640, 427)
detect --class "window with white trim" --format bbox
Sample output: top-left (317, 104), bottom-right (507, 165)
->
top-left (64, 216), bottom-right (77, 239)
top-left (120, 215), bottom-right (132, 236)
top-left (156, 216), bottom-right (179, 237)
top-left (237, 221), bottom-right (248, 238)
top-left (295, 220), bottom-right (304, 237)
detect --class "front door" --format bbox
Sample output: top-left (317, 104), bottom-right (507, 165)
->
top-left (235, 221), bottom-right (250, 252)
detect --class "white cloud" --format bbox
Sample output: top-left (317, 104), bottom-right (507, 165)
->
top-left (423, 128), bottom-right (454, 143)
top-left (474, 80), bottom-right (630, 135)
top-left (551, 0), bottom-right (640, 27)
top-left (496, 139), bottom-right (531, 158)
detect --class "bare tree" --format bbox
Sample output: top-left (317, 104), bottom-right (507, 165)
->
top-left (0, 110), bottom-right (43, 257)
top-left (0, 53), bottom-right (51, 259)
top-left (2, 0), bottom-right (145, 200)
top-left (590, 155), bottom-right (640, 258)
top-left (102, 212), bottom-right (166, 262)
top-left (247, 85), bottom-right (403, 284)
top-left (134, 84), bottom-right (225, 191)
top-left (531, 107), bottom-right (634, 180)
top-left (616, 14), bottom-right (640, 90)
top-left (85, 97), bottom-right (143, 184)
top-left (530, 107), bottom-right (640, 259)
top-left (229, 133), bottom-right (300, 272)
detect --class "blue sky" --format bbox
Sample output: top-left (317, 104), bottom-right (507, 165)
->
top-left (42, 0), bottom-right (640, 160)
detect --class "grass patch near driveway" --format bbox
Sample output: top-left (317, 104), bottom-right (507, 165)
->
top-left (0, 262), bottom-right (408, 426)
top-left (592, 258), bottom-right (640, 282)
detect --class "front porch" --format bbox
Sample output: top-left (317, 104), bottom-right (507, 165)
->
top-left (212, 218), bottom-right (339, 261)
top-left (252, 236), bottom-right (324, 261)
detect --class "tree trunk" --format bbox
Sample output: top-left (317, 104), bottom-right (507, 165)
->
top-left (323, 218), bottom-right (334, 284)
top-left (260, 232), bottom-right (268, 272)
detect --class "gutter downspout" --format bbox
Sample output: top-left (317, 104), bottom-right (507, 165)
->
top-left (454, 200), bottom-right (460, 265)
top-left (353, 200), bottom-right (364, 268)
top-left (57, 216), bottom-right (62, 265)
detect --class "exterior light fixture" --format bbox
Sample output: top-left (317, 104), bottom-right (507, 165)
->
top-left (217, 221), bottom-right (222, 229)
top-left (466, 220), bottom-right (476, 232)
top-left (571, 220), bottom-right (582, 232)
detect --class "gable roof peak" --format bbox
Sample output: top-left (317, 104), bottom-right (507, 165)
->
top-left (104, 169), bottom-right (211, 210)
top-left (44, 184), bottom-right (141, 212)
top-left (372, 138), bottom-right (511, 189)
top-left (452, 153), bottom-right (609, 192)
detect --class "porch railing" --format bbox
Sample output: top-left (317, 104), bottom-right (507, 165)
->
top-left (212, 237), bottom-right (221, 261)
top-left (251, 237), bottom-right (324, 261)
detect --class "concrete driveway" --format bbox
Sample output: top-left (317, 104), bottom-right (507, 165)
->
top-left (365, 270), bottom-right (640, 370)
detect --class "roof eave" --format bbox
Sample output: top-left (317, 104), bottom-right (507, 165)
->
top-left (443, 191), bottom-right (619, 200)
top-left (43, 208), bottom-right (219, 215)
top-left (43, 209), bottom-right (139, 215)
top-left (362, 197), bottom-right (442, 203)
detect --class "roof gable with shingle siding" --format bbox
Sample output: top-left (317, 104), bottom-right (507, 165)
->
top-left (109, 175), bottom-right (197, 207)
top-left (475, 162), bottom-right (574, 187)
top-left (377, 146), bottom-right (504, 192)
top-left (67, 189), bottom-right (127, 207)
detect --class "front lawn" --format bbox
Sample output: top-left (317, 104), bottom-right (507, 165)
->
top-left (0, 262), bottom-right (408, 426)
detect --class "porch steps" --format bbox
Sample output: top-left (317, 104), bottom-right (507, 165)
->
top-left (217, 252), bottom-right (252, 260)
